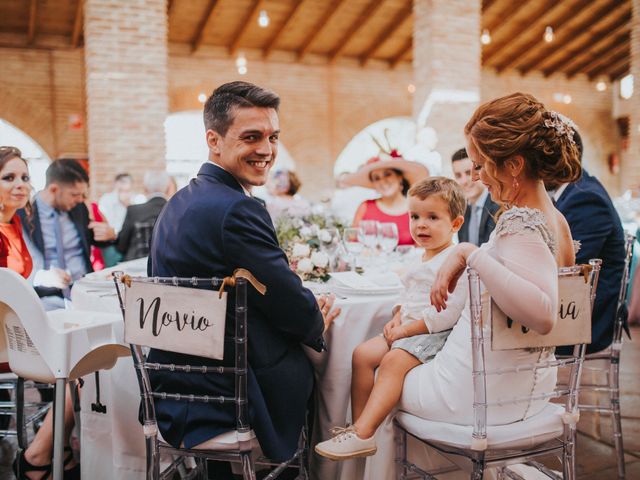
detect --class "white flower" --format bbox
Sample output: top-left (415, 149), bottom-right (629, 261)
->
top-left (297, 257), bottom-right (314, 274)
top-left (318, 229), bottom-right (332, 243)
top-left (291, 243), bottom-right (311, 258)
top-left (310, 251), bottom-right (329, 268)
top-left (299, 226), bottom-right (312, 238)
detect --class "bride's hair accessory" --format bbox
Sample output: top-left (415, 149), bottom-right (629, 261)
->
top-left (543, 111), bottom-right (576, 146)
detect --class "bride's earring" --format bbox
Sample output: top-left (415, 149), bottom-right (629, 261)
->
top-left (512, 176), bottom-right (520, 192)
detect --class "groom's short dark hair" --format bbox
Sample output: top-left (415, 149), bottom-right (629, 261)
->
top-left (203, 81), bottom-right (280, 136)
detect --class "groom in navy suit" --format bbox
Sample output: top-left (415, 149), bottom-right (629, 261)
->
top-left (148, 82), bottom-right (338, 472)
top-left (549, 131), bottom-right (626, 354)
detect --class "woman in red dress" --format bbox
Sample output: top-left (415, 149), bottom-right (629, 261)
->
top-left (0, 146), bottom-right (32, 277)
top-left (342, 152), bottom-right (430, 245)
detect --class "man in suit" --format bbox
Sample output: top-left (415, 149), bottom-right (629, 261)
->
top-left (19, 158), bottom-right (116, 310)
top-left (116, 170), bottom-right (170, 260)
top-left (548, 131), bottom-right (626, 354)
top-left (149, 81), bottom-right (338, 476)
top-left (451, 148), bottom-right (499, 246)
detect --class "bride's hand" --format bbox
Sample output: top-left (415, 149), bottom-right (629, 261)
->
top-left (430, 243), bottom-right (477, 312)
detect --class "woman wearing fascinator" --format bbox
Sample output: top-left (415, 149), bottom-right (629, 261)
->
top-left (341, 139), bottom-right (430, 246)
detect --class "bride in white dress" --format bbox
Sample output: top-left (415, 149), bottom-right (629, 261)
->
top-left (353, 93), bottom-right (583, 479)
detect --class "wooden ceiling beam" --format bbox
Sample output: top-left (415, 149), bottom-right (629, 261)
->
top-left (609, 62), bottom-right (630, 80)
top-left (298, 0), bottom-right (348, 61)
top-left (495, 0), bottom-right (608, 73)
top-left (587, 48), bottom-right (629, 78)
top-left (27, 0), bottom-right (37, 45)
top-left (329, 0), bottom-right (386, 62)
top-left (262, 0), bottom-right (305, 59)
top-left (521, 1), bottom-right (630, 75)
top-left (360, 2), bottom-right (412, 66)
top-left (167, 0), bottom-right (174, 16)
top-left (482, 0), bottom-right (559, 65)
top-left (484, 0), bottom-right (529, 34)
top-left (390, 37), bottom-right (412, 68)
top-left (547, 15), bottom-right (629, 77)
top-left (229, 0), bottom-right (266, 56)
top-left (71, 0), bottom-right (83, 48)
top-left (482, 0), bottom-right (500, 12)
top-left (191, 0), bottom-right (221, 53)
top-left (566, 34), bottom-right (629, 78)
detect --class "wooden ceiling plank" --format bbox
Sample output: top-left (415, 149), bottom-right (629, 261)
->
top-left (71, 0), bottom-right (84, 48)
top-left (609, 62), bottom-right (630, 80)
top-left (329, 0), bottom-right (386, 62)
top-left (168, 0), bottom-right (174, 16)
top-left (27, 0), bottom-right (37, 45)
top-left (390, 37), bottom-right (412, 68)
top-left (229, 0), bottom-right (266, 56)
top-left (263, 0), bottom-right (305, 59)
top-left (191, 0), bottom-right (221, 53)
top-left (495, 0), bottom-right (612, 73)
top-left (298, 0), bottom-right (348, 60)
top-left (546, 16), bottom-right (629, 76)
top-left (565, 33), bottom-right (629, 77)
top-left (360, 1), bottom-right (412, 66)
top-left (484, 0), bottom-right (530, 34)
top-left (587, 48), bottom-right (629, 78)
top-left (520, 1), bottom-right (630, 75)
top-left (483, 0), bottom-right (559, 65)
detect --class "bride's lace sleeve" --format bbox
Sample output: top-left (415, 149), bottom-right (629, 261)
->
top-left (466, 213), bottom-right (558, 334)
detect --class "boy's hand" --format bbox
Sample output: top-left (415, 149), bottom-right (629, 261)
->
top-left (383, 313), bottom-right (401, 338)
top-left (384, 325), bottom-right (408, 346)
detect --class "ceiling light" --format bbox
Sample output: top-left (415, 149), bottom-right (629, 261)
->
top-left (620, 74), bottom-right (633, 99)
top-left (407, 84), bottom-right (416, 94)
top-left (480, 29), bottom-right (491, 45)
top-left (197, 93), bottom-right (207, 103)
top-left (543, 26), bottom-right (554, 43)
top-left (562, 94), bottom-right (572, 104)
top-left (238, 65), bottom-right (248, 75)
top-left (258, 10), bottom-right (270, 28)
top-left (596, 79), bottom-right (607, 92)
top-left (235, 53), bottom-right (247, 68)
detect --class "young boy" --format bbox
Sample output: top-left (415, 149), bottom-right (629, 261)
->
top-left (315, 177), bottom-right (468, 460)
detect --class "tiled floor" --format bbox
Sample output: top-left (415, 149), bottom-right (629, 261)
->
top-left (1, 327), bottom-right (639, 479)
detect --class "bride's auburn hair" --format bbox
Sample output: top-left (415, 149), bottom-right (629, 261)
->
top-left (464, 92), bottom-right (581, 192)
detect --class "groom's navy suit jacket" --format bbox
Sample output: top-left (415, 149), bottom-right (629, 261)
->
top-left (148, 162), bottom-right (325, 461)
top-left (555, 170), bottom-right (626, 354)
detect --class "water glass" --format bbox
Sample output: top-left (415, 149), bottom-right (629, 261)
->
top-left (358, 220), bottom-right (379, 250)
top-left (378, 222), bottom-right (399, 253)
top-left (342, 227), bottom-right (364, 270)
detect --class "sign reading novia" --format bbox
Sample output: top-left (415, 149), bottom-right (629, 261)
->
top-left (491, 274), bottom-right (592, 350)
top-left (124, 282), bottom-right (227, 359)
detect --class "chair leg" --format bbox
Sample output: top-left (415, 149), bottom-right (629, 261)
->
top-left (471, 459), bottom-right (484, 480)
top-left (610, 356), bottom-right (626, 478)
top-left (240, 452), bottom-right (257, 480)
top-left (145, 430), bottom-right (159, 480)
top-left (52, 378), bottom-right (67, 480)
top-left (563, 429), bottom-right (576, 480)
top-left (16, 377), bottom-right (27, 450)
top-left (394, 424), bottom-right (409, 480)
top-left (298, 426), bottom-right (309, 480)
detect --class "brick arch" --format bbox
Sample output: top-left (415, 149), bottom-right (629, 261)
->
top-left (0, 90), bottom-right (55, 158)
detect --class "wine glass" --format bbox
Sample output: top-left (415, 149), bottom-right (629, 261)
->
top-left (358, 220), bottom-right (379, 251)
top-left (378, 222), bottom-right (399, 254)
top-left (342, 227), bottom-right (364, 271)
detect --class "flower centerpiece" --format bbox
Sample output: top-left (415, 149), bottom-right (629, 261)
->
top-left (275, 211), bottom-right (347, 282)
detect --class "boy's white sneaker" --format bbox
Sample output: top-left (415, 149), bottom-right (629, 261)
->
top-left (314, 426), bottom-right (377, 460)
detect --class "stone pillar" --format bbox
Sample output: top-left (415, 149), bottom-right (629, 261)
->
top-left (412, 0), bottom-right (481, 175)
top-left (628, 0), bottom-right (640, 191)
top-left (84, 0), bottom-right (168, 197)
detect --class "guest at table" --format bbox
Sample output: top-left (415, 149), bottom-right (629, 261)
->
top-left (265, 168), bottom-right (311, 219)
top-left (546, 127), bottom-right (627, 354)
top-left (341, 153), bottom-right (429, 245)
top-left (315, 177), bottom-right (468, 460)
top-left (0, 146), bottom-right (32, 278)
top-left (116, 170), bottom-right (171, 261)
top-left (451, 147), bottom-right (499, 246)
top-left (19, 158), bottom-right (117, 311)
top-left (366, 93), bottom-right (581, 469)
top-left (149, 81), bottom-right (339, 478)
